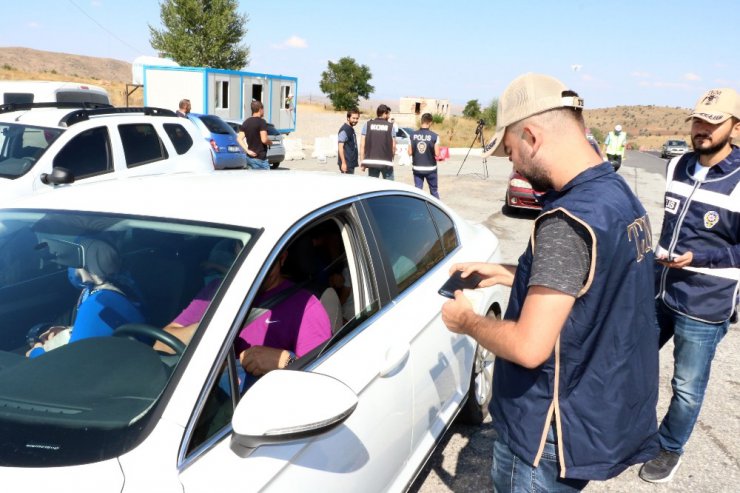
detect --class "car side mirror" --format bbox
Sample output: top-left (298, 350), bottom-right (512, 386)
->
top-left (230, 370), bottom-right (358, 457)
top-left (40, 167), bottom-right (75, 185)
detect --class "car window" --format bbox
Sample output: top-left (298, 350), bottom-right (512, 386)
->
top-left (118, 123), bottom-right (169, 168)
top-left (0, 123), bottom-right (63, 179)
top-left (429, 204), bottom-right (460, 255)
top-left (53, 126), bottom-right (112, 178)
top-left (163, 123), bottom-right (194, 155)
top-left (196, 115), bottom-right (233, 135)
top-left (365, 196), bottom-right (446, 293)
top-left (184, 212), bottom-right (379, 459)
top-left (0, 209), bottom-right (254, 467)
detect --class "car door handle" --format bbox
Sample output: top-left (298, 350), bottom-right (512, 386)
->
top-left (379, 343), bottom-right (410, 378)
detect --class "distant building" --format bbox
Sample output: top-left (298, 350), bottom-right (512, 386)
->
top-left (399, 97), bottom-right (451, 117)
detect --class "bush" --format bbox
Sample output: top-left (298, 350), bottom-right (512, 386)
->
top-left (2, 64), bottom-right (14, 71)
top-left (432, 113), bottom-right (445, 124)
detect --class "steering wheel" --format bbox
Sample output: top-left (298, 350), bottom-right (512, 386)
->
top-left (114, 323), bottom-right (186, 356)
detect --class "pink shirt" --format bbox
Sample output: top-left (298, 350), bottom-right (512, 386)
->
top-left (174, 279), bottom-right (330, 357)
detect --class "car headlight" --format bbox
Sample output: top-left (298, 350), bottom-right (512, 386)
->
top-left (510, 178), bottom-right (532, 189)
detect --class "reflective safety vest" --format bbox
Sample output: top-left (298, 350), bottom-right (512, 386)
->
top-left (605, 131), bottom-right (627, 157)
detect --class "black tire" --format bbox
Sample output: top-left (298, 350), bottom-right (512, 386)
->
top-left (457, 343), bottom-right (495, 424)
top-left (270, 162), bottom-right (280, 169)
top-left (457, 310), bottom-right (498, 424)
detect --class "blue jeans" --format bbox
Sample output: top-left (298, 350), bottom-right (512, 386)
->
top-left (246, 156), bottom-right (270, 170)
top-left (367, 165), bottom-right (394, 180)
top-left (656, 300), bottom-right (730, 455)
top-left (413, 171), bottom-right (439, 198)
top-left (491, 426), bottom-right (588, 492)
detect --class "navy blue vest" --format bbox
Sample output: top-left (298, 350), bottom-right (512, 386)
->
top-left (410, 128), bottom-right (438, 174)
top-left (362, 118), bottom-right (394, 167)
top-left (492, 163), bottom-right (659, 480)
top-left (337, 122), bottom-right (358, 168)
top-left (657, 147), bottom-right (740, 323)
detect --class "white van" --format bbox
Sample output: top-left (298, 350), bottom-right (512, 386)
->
top-left (0, 80), bottom-right (111, 106)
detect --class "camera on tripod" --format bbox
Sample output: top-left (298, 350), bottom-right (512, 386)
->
top-left (475, 118), bottom-right (486, 134)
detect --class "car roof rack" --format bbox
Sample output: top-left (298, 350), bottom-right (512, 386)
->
top-left (0, 101), bottom-right (113, 114)
top-left (59, 107), bottom-right (177, 127)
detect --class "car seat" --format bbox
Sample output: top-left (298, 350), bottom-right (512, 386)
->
top-left (126, 248), bottom-right (186, 327)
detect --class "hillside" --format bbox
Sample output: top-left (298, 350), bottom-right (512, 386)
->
top-left (0, 46), bottom-right (142, 107)
top-left (0, 47), bottom-right (692, 149)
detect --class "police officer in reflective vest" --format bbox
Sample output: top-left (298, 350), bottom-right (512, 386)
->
top-left (604, 124), bottom-right (627, 170)
top-left (408, 113), bottom-right (441, 198)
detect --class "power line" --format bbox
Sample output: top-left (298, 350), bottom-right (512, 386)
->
top-left (66, 0), bottom-right (147, 57)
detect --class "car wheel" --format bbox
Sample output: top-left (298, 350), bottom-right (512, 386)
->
top-left (457, 310), bottom-right (498, 425)
top-left (270, 162), bottom-right (280, 169)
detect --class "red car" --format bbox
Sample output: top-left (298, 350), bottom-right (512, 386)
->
top-left (504, 170), bottom-right (544, 213)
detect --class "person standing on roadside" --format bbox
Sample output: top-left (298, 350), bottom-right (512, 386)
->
top-left (337, 109), bottom-right (360, 174)
top-left (176, 99), bottom-right (191, 118)
top-left (604, 124), bottom-right (627, 171)
top-left (360, 104), bottom-right (396, 180)
top-left (238, 100), bottom-right (271, 170)
top-left (409, 113), bottom-right (441, 198)
top-left (441, 73), bottom-right (659, 492)
top-left (639, 88), bottom-right (740, 484)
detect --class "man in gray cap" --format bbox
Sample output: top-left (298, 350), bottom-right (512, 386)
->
top-left (441, 73), bottom-right (659, 491)
top-left (640, 87), bottom-right (740, 483)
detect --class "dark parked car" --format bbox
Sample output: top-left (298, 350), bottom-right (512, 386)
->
top-left (188, 113), bottom-right (246, 169)
top-left (225, 120), bottom-right (286, 169)
top-left (661, 139), bottom-right (690, 159)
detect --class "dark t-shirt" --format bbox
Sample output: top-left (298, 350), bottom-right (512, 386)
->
top-left (529, 212), bottom-right (592, 297)
top-left (240, 116), bottom-right (268, 160)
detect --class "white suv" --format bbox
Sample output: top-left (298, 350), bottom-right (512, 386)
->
top-left (0, 103), bottom-right (214, 202)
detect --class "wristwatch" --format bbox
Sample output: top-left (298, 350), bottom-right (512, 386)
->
top-left (283, 351), bottom-right (296, 368)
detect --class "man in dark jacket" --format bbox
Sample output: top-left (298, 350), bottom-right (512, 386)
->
top-left (360, 104), bottom-right (396, 180)
top-left (441, 73), bottom-right (659, 491)
top-left (337, 109), bottom-right (360, 174)
top-left (640, 87), bottom-right (740, 483)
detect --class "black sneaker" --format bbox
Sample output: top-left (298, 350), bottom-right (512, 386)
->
top-left (639, 449), bottom-right (682, 483)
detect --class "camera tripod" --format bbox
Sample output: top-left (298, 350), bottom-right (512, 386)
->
top-left (456, 120), bottom-right (489, 178)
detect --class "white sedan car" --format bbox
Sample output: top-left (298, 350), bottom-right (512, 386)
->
top-left (0, 170), bottom-right (506, 492)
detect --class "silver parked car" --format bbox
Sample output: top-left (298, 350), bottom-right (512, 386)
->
top-left (661, 139), bottom-right (690, 159)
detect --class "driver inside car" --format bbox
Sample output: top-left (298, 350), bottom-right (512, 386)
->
top-left (27, 238), bottom-right (145, 358)
top-left (159, 250), bottom-right (332, 384)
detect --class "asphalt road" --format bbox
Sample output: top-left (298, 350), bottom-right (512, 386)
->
top-left (285, 150), bottom-right (739, 492)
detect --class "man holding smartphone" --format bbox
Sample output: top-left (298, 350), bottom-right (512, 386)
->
top-left (640, 88), bottom-right (740, 483)
top-left (441, 73), bottom-right (659, 492)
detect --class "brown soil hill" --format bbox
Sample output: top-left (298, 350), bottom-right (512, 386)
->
top-left (0, 46), bottom-right (142, 107)
top-left (0, 47), bottom-right (693, 149)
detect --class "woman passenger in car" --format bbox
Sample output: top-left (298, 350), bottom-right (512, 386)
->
top-left (27, 238), bottom-right (145, 358)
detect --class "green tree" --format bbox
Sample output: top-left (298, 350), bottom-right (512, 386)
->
top-left (149, 0), bottom-right (250, 69)
top-left (480, 98), bottom-right (498, 127)
top-left (319, 57), bottom-right (374, 111)
top-left (462, 99), bottom-right (481, 119)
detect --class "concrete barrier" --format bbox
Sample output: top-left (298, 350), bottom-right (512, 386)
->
top-left (283, 138), bottom-right (305, 160)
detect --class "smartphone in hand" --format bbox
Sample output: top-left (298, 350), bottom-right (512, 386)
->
top-left (438, 270), bottom-right (482, 298)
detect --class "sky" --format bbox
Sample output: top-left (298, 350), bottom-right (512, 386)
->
top-left (3, 0), bottom-right (739, 110)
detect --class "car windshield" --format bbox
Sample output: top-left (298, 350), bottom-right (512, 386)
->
top-left (0, 209), bottom-right (255, 466)
top-left (668, 140), bottom-right (687, 146)
top-left (266, 124), bottom-right (280, 136)
top-left (0, 123), bottom-right (63, 179)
